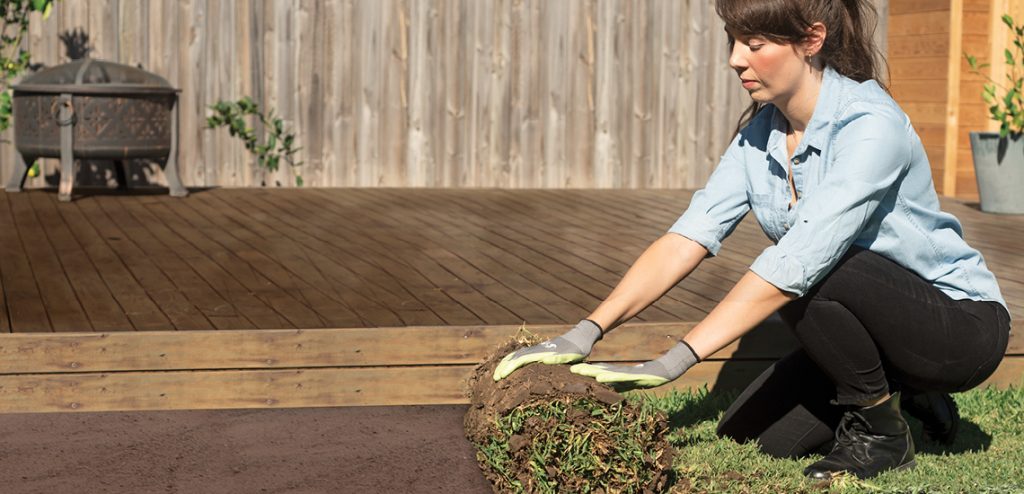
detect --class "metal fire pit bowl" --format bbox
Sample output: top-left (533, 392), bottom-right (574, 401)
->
top-left (6, 57), bottom-right (187, 201)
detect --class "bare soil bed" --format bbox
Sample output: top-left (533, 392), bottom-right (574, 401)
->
top-left (0, 405), bottom-right (491, 493)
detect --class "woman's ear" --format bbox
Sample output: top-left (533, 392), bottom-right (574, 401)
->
top-left (803, 22), bottom-right (827, 58)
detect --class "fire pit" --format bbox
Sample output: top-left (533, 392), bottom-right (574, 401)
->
top-left (5, 57), bottom-right (187, 201)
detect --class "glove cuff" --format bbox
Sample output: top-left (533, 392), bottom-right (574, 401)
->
top-left (677, 339), bottom-right (701, 363)
top-left (580, 319), bottom-right (604, 341)
top-left (655, 341), bottom-right (700, 380)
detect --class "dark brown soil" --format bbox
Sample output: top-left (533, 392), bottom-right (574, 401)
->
top-left (465, 340), bottom-right (675, 493)
top-left (0, 405), bottom-right (491, 493)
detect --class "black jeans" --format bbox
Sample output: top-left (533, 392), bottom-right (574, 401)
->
top-left (717, 247), bottom-right (1011, 458)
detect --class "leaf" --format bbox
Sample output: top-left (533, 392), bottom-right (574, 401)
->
top-left (1004, 14), bottom-right (1014, 29)
top-left (295, 175), bottom-right (304, 187)
top-left (1006, 48), bottom-right (1015, 67)
top-left (239, 97), bottom-right (257, 113)
top-left (965, 53), bottom-right (978, 70)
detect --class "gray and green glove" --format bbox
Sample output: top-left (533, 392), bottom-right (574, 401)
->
top-left (570, 341), bottom-right (700, 391)
top-left (492, 319), bottom-right (603, 381)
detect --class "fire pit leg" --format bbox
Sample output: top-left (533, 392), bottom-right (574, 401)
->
top-left (5, 152), bottom-right (31, 192)
top-left (165, 98), bottom-right (188, 197)
top-left (57, 93), bottom-right (75, 202)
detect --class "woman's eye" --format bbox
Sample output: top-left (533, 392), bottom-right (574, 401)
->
top-left (749, 44), bottom-right (762, 51)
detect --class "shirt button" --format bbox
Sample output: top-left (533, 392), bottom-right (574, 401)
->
top-left (793, 158), bottom-right (800, 165)
top-left (784, 222), bottom-right (790, 229)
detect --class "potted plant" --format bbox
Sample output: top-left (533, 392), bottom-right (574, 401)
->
top-left (965, 14), bottom-right (1024, 214)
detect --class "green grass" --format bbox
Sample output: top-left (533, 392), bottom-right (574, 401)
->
top-left (630, 385), bottom-right (1024, 493)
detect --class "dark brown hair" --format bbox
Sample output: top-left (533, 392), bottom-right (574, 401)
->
top-left (715, 0), bottom-right (890, 136)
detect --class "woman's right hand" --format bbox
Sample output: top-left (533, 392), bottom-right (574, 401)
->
top-left (492, 319), bottom-right (603, 381)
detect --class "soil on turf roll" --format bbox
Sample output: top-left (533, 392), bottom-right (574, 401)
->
top-left (465, 338), bottom-right (675, 493)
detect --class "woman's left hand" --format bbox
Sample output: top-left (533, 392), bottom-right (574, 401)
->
top-left (569, 341), bottom-right (700, 391)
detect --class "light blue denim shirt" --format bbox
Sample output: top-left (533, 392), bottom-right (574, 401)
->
top-left (669, 65), bottom-right (1007, 311)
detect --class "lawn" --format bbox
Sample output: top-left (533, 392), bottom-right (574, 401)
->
top-left (636, 385), bottom-right (1024, 493)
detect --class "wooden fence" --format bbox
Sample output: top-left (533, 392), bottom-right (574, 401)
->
top-left (1, 0), bottom-right (887, 190)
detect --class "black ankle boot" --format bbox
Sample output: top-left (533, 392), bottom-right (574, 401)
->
top-left (804, 392), bottom-right (916, 480)
top-left (902, 391), bottom-right (959, 445)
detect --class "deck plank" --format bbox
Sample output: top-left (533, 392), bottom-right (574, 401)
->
top-left (319, 188), bottom-right (588, 322)
top-left (26, 192), bottom-right (131, 332)
top-left (58, 198), bottom-right (174, 331)
top-left (154, 196), bottom-right (330, 328)
top-left (177, 193), bottom-right (368, 328)
top-left (115, 195), bottom-right (293, 330)
top-left (74, 196), bottom-right (216, 331)
top-left (217, 189), bottom-right (437, 326)
top-left (439, 190), bottom-right (711, 320)
top-left (92, 195), bottom-right (252, 330)
top-left (304, 189), bottom-right (548, 323)
top-left (7, 192), bottom-right (89, 332)
top-left (0, 193), bottom-right (48, 332)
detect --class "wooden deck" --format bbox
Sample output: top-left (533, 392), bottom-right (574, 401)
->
top-left (0, 188), bottom-right (1021, 411)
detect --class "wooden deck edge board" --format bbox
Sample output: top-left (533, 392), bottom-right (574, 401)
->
top-left (2, 358), bottom-right (1021, 413)
top-left (0, 322), bottom-right (805, 374)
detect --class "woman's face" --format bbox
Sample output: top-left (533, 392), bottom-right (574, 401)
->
top-left (727, 31), bottom-right (816, 105)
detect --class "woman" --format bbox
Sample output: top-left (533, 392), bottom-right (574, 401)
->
top-left (492, 0), bottom-right (1012, 481)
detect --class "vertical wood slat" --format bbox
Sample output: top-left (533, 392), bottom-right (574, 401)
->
top-left (943, 0), bottom-right (964, 197)
top-left (1, 0), bottom-right (892, 190)
top-left (987, 0), bottom-right (1005, 135)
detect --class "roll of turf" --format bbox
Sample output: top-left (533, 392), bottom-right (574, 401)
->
top-left (465, 338), bottom-right (675, 494)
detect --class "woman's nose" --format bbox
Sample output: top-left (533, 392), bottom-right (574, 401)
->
top-left (728, 43), bottom-right (747, 71)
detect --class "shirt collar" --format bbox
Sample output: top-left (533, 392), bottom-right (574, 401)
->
top-left (766, 65), bottom-right (842, 166)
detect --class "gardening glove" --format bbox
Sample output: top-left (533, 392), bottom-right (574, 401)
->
top-left (570, 341), bottom-right (699, 391)
top-left (492, 319), bottom-right (603, 381)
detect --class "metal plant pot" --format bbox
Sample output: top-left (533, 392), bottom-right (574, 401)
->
top-left (969, 132), bottom-right (1024, 214)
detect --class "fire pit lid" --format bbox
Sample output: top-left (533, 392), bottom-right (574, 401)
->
top-left (13, 57), bottom-right (179, 95)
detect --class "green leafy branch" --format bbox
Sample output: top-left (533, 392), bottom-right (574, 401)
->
top-left (0, 0), bottom-right (55, 178)
top-left (965, 14), bottom-right (1024, 138)
top-left (205, 96), bottom-right (304, 187)
top-left (0, 0), bottom-right (54, 134)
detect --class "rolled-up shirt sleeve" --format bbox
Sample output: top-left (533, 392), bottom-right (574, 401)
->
top-left (667, 133), bottom-right (750, 256)
top-left (749, 102), bottom-right (912, 297)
